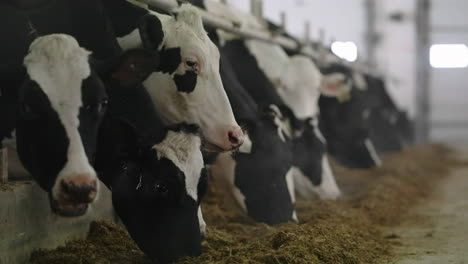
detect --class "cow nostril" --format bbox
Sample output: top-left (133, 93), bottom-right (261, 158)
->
top-left (61, 179), bottom-right (97, 203)
top-left (228, 131), bottom-right (240, 145)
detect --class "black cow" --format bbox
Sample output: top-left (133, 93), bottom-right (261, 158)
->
top-left (318, 63), bottom-right (382, 168)
top-left (364, 74), bottom-right (412, 153)
top-left (94, 47), bottom-right (208, 264)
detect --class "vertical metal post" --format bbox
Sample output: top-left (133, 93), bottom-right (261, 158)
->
top-left (364, 0), bottom-right (378, 68)
top-left (303, 21), bottom-right (311, 44)
top-left (280, 12), bottom-right (286, 31)
top-left (0, 148), bottom-right (8, 183)
top-left (415, 0), bottom-right (431, 142)
top-left (250, 0), bottom-right (263, 20)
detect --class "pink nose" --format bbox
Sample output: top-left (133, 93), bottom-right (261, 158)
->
top-left (227, 126), bottom-right (244, 148)
top-left (61, 174), bottom-right (98, 203)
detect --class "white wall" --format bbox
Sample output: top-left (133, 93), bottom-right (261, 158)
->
top-left (429, 0), bottom-right (468, 142)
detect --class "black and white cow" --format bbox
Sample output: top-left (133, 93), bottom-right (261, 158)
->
top-left (16, 35), bottom-right (109, 216)
top-left (319, 63), bottom-right (382, 168)
top-left (218, 39), bottom-right (342, 202)
top-left (363, 74), bottom-right (406, 153)
top-left (113, 2), bottom-right (245, 152)
top-left (93, 47), bottom-right (208, 264)
top-left (241, 39), bottom-right (341, 200)
top-left (0, 0), bottom-right (149, 216)
top-left (210, 48), bottom-right (298, 224)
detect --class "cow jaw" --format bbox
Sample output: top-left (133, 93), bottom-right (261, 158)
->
top-left (292, 155), bottom-right (341, 200)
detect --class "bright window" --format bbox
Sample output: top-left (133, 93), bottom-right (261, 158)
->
top-left (331, 41), bottom-right (358, 62)
top-left (430, 44), bottom-right (468, 68)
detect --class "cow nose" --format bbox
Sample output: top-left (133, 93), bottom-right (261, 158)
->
top-left (61, 175), bottom-right (98, 203)
top-left (228, 127), bottom-right (244, 148)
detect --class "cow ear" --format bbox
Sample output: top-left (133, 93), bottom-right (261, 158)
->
top-left (139, 14), bottom-right (164, 51)
top-left (111, 49), bottom-right (160, 87)
top-left (175, 4), bottom-right (205, 38)
top-left (95, 118), bottom-right (140, 180)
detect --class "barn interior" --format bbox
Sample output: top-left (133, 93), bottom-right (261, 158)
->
top-left (1, 0), bottom-right (468, 263)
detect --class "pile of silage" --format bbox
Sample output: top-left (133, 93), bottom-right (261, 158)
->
top-left (30, 144), bottom-right (467, 264)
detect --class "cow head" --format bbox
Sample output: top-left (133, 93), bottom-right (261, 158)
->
top-left (118, 4), bottom-right (244, 152)
top-left (94, 48), bottom-right (207, 263)
top-left (319, 64), bottom-right (382, 168)
top-left (292, 117), bottom-right (341, 200)
top-left (263, 55), bottom-right (341, 200)
top-left (96, 119), bottom-right (207, 264)
top-left (16, 34), bottom-right (108, 217)
top-left (212, 108), bottom-right (298, 225)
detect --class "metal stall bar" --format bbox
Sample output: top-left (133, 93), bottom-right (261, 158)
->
top-left (137, 0), bottom-right (379, 76)
top-left (415, 0), bottom-right (431, 142)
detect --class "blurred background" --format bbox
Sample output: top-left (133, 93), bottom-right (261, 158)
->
top-left (225, 0), bottom-right (468, 144)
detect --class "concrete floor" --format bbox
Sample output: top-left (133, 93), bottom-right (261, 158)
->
top-left (391, 146), bottom-right (468, 264)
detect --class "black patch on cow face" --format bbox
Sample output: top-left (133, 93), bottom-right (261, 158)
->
top-left (173, 71), bottom-right (197, 93)
top-left (15, 78), bottom-right (69, 191)
top-left (78, 72), bottom-right (109, 163)
top-left (319, 90), bottom-right (380, 169)
top-left (95, 120), bottom-right (204, 264)
top-left (292, 120), bottom-right (325, 186)
top-left (138, 14), bottom-right (165, 51)
top-left (159, 47), bottom-right (181, 74)
top-left (233, 115), bottom-right (295, 225)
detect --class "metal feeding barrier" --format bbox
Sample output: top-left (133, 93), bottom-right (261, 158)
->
top-left (135, 0), bottom-right (381, 76)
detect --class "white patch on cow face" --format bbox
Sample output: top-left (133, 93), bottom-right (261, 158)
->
top-left (210, 152), bottom-right (247, 212)
top-left (321, 73), bottom-right (352, 99)
top-left (269, 105), bottom-right (293, 142)
top-left (364, 138), bottom-right (382, 167)
top-left (197, 206), bottom-right (206, 236)
top-left (23, 34), bottom-right (98, 201)
top-left (118, 6), bottom-right (241, 151)
top-left (352, 71), bottom-right (368, 91)
top-left (309, 117), bottom-right (326, 144)
top-left (279, 56), bottom-right (322, 119)
top-left (285, 167), bottom-right (299, 222)
top-left (153, 130), bottom-right (204, 202)
top-left (245, 40), bottom-right (289, 83)
top-left (293, 155), bottom-right (341, 200)
top-left (238, 133), bottom-right (252, 154)
top-left (244, 41), bottom-right (323, 119)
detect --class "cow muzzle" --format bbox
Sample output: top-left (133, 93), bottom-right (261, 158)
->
top-left (50, 174), bottom-right (98, 217)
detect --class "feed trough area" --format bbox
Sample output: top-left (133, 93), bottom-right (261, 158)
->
top-left (28, 145), bottom-right (468, 264)
top-left (1, 0), bottom-right (468, 263)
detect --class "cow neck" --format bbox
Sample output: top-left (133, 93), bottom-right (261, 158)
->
top-left (4, 0), bottom-right (52, 9)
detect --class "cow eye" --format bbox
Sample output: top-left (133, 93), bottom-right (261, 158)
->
top-left (98, 99), bottom-right (109, 112)
top-left (20, 102), bottom-right (39, 119)
top-left (119, 160), bottom-right (128, 171)
top-left (185, 60), bottom-right (199, 72)
top-left (154, 182), bottom-right (169, 195)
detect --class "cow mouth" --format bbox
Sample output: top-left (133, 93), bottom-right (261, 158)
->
top-left (201, 141), bottom-right (239, 153)
top-left (49, 194), bottom-right (89, 217)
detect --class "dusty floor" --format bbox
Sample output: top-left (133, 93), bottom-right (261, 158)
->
top-left (389, 147), bottom-right (468, 264)
top-left (29, 144), bottom-right (467, 264)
